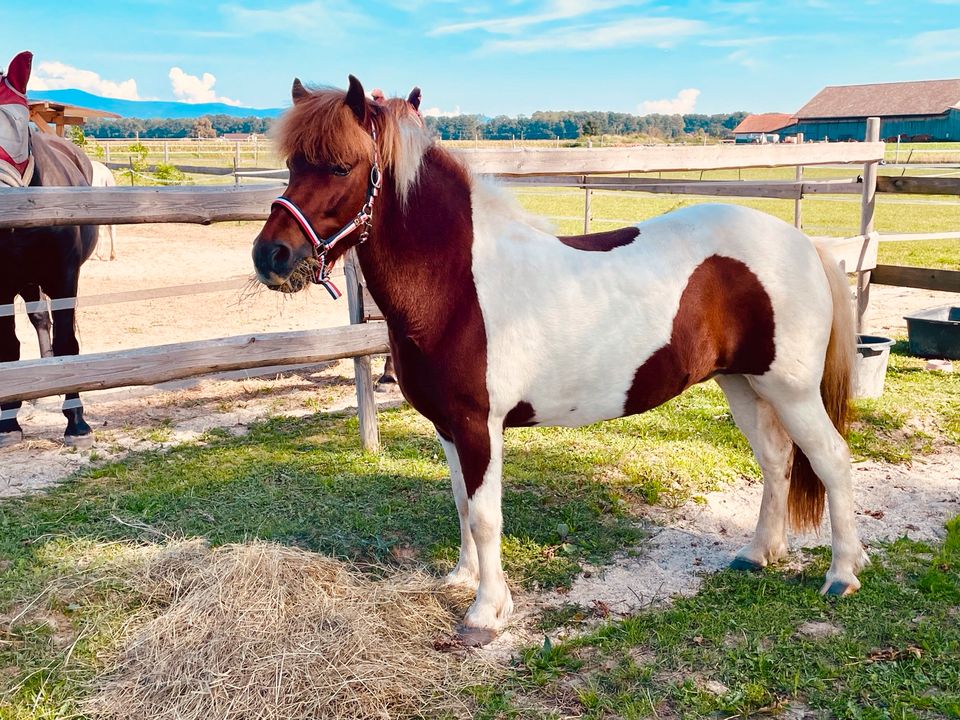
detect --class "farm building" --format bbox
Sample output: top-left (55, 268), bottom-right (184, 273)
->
top-left (732, 113), bottom-right (797, 143)
top-left (794, 78), bottom-right (960, 141)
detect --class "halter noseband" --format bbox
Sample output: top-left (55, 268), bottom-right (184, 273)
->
top-left (271, 128), bottom-right (383, 300)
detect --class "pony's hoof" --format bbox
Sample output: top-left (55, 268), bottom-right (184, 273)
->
top-left (0, 431), bottom-right (23, 449)
top-left (730, 556), bottom-right (764, 572)
top-left (444, 567), bottom-right (480, 590)
top-left (377, 373), bottom-right (397, 385)
top-left (821, 578), bottom-right (860, 597)
top-left (63, 433), bottom-right (94, 450)
top-left (454, 624), bottom-right (498, 647)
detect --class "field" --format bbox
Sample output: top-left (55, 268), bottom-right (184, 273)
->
top-left (0, 138), bottom-right (957, 718)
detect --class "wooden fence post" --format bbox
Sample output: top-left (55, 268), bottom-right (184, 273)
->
top-left (857, 117), bottom-right (880, 333)
top-left (344, 248), bottom-right (380, 452)
top-left (583, 182), bottom-right (592, 234)
top-left (104, 144), bottom-right (111, 162)
top-left (163, 141), bottom-right (169, 164)
top-left (794, 132), bottom-right (804, 229)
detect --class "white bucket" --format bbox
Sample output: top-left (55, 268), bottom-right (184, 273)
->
top-left (854, 335), bottom-right (895, 399)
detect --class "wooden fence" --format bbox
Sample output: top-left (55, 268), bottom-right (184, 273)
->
top-left (2, 121), bottom-right (956, 450)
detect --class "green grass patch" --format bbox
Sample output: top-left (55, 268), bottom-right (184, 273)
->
top-left (476, 518), bottom-right (960, 719)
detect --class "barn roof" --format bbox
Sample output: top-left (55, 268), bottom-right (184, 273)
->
top-left (733, 113), bottom-right (796, 134)
top-left (796, 79), bottom-right (960, 119)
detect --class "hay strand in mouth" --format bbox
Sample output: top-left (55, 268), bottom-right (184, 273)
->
top-left (86, 541), bottom-right (484, 720)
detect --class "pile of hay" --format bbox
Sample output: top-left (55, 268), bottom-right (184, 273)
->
top-left (86, 541), bottom-right (482, 719)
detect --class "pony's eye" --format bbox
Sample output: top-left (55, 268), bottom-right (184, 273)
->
top-left (331, 164), bottom-right (352, 176)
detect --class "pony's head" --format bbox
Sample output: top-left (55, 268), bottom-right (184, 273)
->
top-left (0, 51), bottom-right (33, 181)
top-left (252, 75), bottom-right (429, 294)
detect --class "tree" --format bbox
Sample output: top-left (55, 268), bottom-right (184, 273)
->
top-left (192, 117), bottom-right (216, 139)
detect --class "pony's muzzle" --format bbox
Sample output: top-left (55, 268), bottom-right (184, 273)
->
top-left (252, 238), bottom-right (310, 287)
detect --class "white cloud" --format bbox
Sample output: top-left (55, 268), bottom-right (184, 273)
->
top-left (421, 105), bottom-right (462, 117)
top-left (168, 67), bottom-right (242, 106)
top-left (431, 0), bottom-right (642, 36)
top-left (483, 16), bottom-right (706, 53)
top-left (638, 88), bottom-right (700, 115)
top-left (901, 27), bottom-right (960, 65)
top-left (27, 61), bottom-right (139, 100)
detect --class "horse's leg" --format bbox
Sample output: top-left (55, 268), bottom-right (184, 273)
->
top-left (751, 380), bottom-right (866, 595)
top-left (379, 355), bottom-right (397, 385)
top-left (0, 296), bottom-right (23, 447)
top-left (716, 375), bottom-right (793, 570)
top-left (109, 224), bottom-right (117, 261)
top-left (21, 285), bottom-right (54, 358)
top-left (453, 420), bottom-right (512, 641)
top-left (46, 271), bottom-right (93, 448)
top-left (437, 432), bottom-right (479, 589)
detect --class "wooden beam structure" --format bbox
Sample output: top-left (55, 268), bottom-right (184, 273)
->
top-left (28, 100), bottom-right (120, 137)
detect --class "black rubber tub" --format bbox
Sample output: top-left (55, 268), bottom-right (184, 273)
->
top-left (903, 305), bottom-right (960, 360)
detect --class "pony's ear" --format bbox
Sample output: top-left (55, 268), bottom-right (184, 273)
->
top-left (345, 74), bottom-right (368, 125)
top-left (291, 78), bottom-right (309, 105)
top-left (5, 51), bottom-right (33, 95)
top-left (407, 86), bottom-right (422, 112)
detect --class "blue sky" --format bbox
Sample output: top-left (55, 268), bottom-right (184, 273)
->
top-left (7, 0), bottom-right (960, 116)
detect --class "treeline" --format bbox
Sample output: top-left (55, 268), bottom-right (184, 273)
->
top-left (425, 111), bottom-right (750, 141)
top-left (83, 115), bottom-right (273, 138)
top-left (81, 110), bottom-right (749, 140)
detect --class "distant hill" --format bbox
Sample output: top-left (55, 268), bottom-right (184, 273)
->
top-left (28, 89), bottom-right (284, 119)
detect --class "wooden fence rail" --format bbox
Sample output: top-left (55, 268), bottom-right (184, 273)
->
top-left (0, 323), bottom-right (389, 404)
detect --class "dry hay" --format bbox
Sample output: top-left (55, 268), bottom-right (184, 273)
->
top-left (86, 540), bottom-right (485, 720)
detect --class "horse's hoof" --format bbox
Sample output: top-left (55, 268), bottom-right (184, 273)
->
top-left (0, 431), bottom-right (23, 449)
top-left (378, 373), bottom-right (397, 385)
top-left (63, 433), bottom-right (94, 450)
top-left (454, 624), bottom-right (498, 647)
top-left (729, 556), bottom-right (764, 572)
top-left (822, 579), bottom-right (858, 597)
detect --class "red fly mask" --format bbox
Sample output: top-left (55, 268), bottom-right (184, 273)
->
top-left (0, 51), bottom-right (34, 187)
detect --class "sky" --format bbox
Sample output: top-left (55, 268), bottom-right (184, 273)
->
top-left (6, 0), bottom-right (960, 117)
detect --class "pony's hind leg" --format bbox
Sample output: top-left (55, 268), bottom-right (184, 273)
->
top-left (716, 375), bottom-right (793, 570)
top-left (752, 380), bottom-right (867, 595)
top-left (22, 285), bottom-right (54, 358)
top-left (437, 432), bottom-right (480, 589)
top-left (0, 295), bottom-right (23, 447)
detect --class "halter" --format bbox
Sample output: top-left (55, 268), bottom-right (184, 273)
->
top-left (271, 128), bottom-right (383, 300)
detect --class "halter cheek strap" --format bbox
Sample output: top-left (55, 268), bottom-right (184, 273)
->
top-left (270, 129), bottom-right (382, 301)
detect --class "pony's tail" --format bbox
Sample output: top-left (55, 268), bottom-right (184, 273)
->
top-left (787, 246), bottom-right (855, 531)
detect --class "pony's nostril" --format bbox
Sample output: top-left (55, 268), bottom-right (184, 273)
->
top-left (271, 243), bottom-right (291, 267)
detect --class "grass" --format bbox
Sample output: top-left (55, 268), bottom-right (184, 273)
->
top-left (1, 338), bottom-right (957, 716)
top-left (473, 518), bottom-right (960, 719)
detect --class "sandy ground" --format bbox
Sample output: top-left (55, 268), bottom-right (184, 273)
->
top-left (1, 223), bottom-right (958, 646)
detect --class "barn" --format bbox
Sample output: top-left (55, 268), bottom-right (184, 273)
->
top-left (794, 78), bottom-right (960, 142)
top-left (732, 113), bottom-right (797, 143)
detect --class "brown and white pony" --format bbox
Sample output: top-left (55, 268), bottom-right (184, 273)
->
top-left (0, 51), bottom-right (98, 448)
top-left (252, 77), bottom-right (866, 643)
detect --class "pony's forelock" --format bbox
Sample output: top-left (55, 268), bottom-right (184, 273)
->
top-left (274, 85), bottom-right (436, 205)
top-left (274, 87), bottom-right (374, 167)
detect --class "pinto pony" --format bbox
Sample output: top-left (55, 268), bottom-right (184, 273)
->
top-left (0, 51), bottom-right (98, 448)
top-left (252, 77), bottom-right (866, 642)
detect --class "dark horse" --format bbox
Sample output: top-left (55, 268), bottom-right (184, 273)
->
top-left (0, 52), bottom-right (97, 448)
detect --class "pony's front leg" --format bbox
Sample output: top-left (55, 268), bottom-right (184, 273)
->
top-left (453, 420), bottom-right (512, 642)
top-left (437, 432), bottom-right (479, 589)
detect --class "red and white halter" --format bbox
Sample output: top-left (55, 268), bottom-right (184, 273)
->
top-left (271, 128), bottom-right (383, 300)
